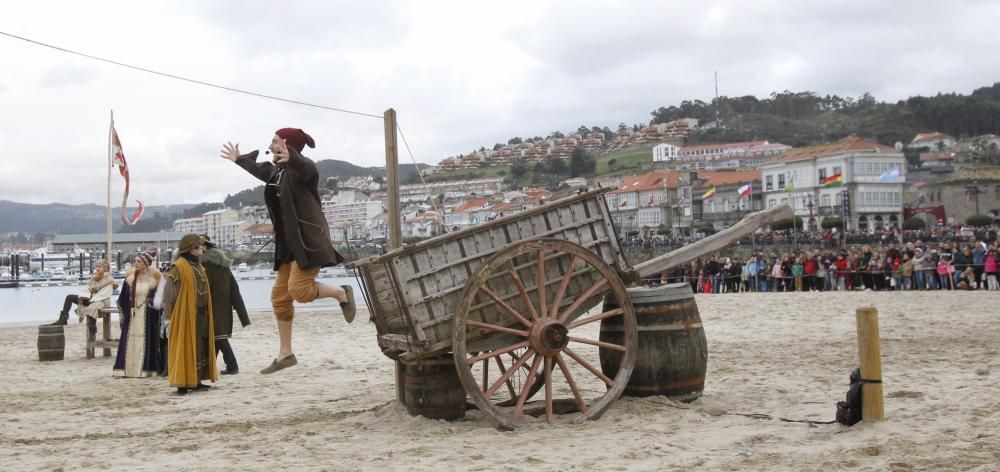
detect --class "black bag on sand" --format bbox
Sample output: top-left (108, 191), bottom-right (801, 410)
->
top-left (835, 368), bottom-right (863, 426)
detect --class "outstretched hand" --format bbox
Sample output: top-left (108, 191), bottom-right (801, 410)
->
top-left (220, 142), bottom-right (240, 162)
top-left (272, 138), bottom-right (290, 164)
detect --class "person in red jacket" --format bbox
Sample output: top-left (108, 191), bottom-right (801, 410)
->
top-left (803, 254), bottom-right (818, 291)
top-left (835, 253), bottom-right (849, 291)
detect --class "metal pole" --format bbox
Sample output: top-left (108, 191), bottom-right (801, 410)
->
top-left (107, 110), bottom-right (114, 265)
top-left (974, 181), bottom-right (980, 215)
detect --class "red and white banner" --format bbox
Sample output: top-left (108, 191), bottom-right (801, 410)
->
top-left (111, 124), bottom-right (144, 225)
top-left (737, 183), bottom-right (752, 198)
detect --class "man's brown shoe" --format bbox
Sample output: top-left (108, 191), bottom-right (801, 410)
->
top-left (340, 285), bottom-right (356, 324)
top-left (260, 354), bottom-right (297, 374)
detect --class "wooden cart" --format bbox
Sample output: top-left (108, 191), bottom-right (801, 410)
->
top-left (350, 188), bottom-right (791, 429)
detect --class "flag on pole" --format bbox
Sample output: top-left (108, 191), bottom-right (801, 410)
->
top-left (111, 124), bottom-right (144, 225)
top-left (878, 164), bottom-right (901, 183)
top-left (821, 173), bottom-right (843, 187)
top-left (737, 183), bottom-right (752, 198)
top-left (702, 186), bottom-right (716, 200)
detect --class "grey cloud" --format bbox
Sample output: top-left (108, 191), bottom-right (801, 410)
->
top-left (509, 0), bottom-right (1000, 105)
top-left (187, 1), bottom-right (409, 56)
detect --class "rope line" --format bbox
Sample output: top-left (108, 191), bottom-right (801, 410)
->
top-left (0, 30), bottom-right (384, 119)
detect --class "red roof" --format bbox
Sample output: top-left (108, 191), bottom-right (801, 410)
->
top-left (452, 198), bottom-right (489, 213)
top-left (768, 135), bottom-right (896, 164)
top-left (698, 170), bottom-right (761, 187)
top-left (609, 170), bottom-right (681, 194)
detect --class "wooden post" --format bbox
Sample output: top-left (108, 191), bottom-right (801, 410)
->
top-left (395, 360), bottom-right (406, 404)
top-left (855, 307), bottom-right (885, 422)
top-left (384, 108), bottom-right (402, 251)
top-left (383, 108), bottom-right (406, 404)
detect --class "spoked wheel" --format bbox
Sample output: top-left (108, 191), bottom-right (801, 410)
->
top-left (452, 239), bottom-right (637, 429)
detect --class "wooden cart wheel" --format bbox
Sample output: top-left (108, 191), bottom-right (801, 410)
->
top-left (452, 239), bottom-right (637, 429)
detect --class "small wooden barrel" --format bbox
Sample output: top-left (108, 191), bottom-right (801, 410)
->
top-left (599, 283), bottom-right (708, 402)
top-left (38, 325), bottom-right (66, 362)
top-left (403, 355), bottom-right (466, 420)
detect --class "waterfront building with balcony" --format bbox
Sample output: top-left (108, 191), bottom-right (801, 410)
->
top-left (761, 135), bottom-right (905, 231)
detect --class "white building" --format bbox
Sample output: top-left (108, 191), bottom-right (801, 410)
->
top-left (202, 209), bottom-right (240, 245)
top-left (677, 140), bottom-right (791, 168)
top-left (761, 135), bottom-right (906, 231)
top-left (218, 220), bottom-right (251, 248)
top-left (909, 132), bottom-right (956, 151)
top-left (652, 143), bottom-right (681, 162)
top-left (323, 200), bottom-right (384, 241)
top-left (394, 178), bottom-right (504, 203)
top-left (171, 217), bottom-right (205, 235)
top-left (239, 205), bottom-right (270, 225)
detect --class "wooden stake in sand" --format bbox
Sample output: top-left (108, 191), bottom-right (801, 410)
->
top-left (855, 307), bottom-right (885, 422)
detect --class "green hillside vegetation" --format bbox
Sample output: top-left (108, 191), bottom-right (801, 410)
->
top-left (596, 146), bottom-right (654, 175)
top-left (657, 84), bottom-right (1000, 147)
top-left (425, 82), bottom-right (1000, 187)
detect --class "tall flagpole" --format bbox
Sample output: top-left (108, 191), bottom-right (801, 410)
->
top-left (107, 110), bottom-right (113, 265)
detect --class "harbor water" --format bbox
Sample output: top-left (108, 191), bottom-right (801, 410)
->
top-left (0, 271), bottom-right (365, 325)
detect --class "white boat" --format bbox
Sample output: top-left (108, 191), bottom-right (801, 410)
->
top-left (319, 266), bottom-right (350, 278)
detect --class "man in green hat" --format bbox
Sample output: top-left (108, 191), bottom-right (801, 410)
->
top-left (162, 234), bottom-right (217, 394)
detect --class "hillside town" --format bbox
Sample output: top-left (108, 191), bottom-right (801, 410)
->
top-left (155, 123), bottom-right (998, 250)
top-left (3, 121), bottom-right (1000, 258)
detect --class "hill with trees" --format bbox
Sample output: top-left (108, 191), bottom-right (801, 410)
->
top-left (651, 82), bottom-right (1000, 147)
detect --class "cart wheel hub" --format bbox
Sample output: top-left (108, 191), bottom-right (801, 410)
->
top-left (530, 319), bottom-right (569, 356)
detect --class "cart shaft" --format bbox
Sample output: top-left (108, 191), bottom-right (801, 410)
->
top-left (633, 204), bottom-right (793, 279)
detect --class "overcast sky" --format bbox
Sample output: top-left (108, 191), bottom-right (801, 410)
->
top-left (2, 0), bottom-right (999, 207)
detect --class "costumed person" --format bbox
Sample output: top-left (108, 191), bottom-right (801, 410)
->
top-left (112, 247), bottom-right (164, 378)
top-left (221, 127), bottom-right (355, 375)
top-left (48, 259), bottom-right (116, 337)
top-left (199, 235), bottom-right (250, 375)
top-left (162, 234), bottom-right (217, 394)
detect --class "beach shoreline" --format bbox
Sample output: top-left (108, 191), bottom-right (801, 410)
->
top-left (1, 293), bottom-right (997, 471)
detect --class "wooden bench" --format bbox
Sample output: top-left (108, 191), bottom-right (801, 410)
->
top-left (87, 308), bottom-right (120, 359)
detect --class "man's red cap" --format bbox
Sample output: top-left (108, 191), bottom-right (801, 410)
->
top-left (275, 128), bottom-right (315, 153)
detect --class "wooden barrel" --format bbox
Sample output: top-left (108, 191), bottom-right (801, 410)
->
top-left (599, 283), bottom-right (708, 402)
top-left (38, 325), bottom-right (66, 362)
top-left (403, 355), bottom-right (466, 420)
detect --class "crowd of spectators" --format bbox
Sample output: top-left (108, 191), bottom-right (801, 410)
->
top-left (650, 227), bottom-right (1000, 294)
top-left (623, 224), bottom-right (999, 250)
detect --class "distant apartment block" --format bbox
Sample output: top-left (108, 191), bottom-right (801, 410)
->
top-left (323, 200), bottom-right (384, 241)
top-left (677, 140), bottom-right (791, 168)
top-left (202, 209), bottom-right (240, 245)
top-left (388, 178), bottom-right (504, 203)
top-left (171, 217), bottom-right (205, 235)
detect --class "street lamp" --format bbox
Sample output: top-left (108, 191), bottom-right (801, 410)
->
top-left (802, 195), bottom-right (815, 231)
top-left (966, 181), bottom-right (981, 216)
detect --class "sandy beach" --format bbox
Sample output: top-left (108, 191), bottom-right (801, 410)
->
top-left (1, 291), bottom-right (998, 471)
